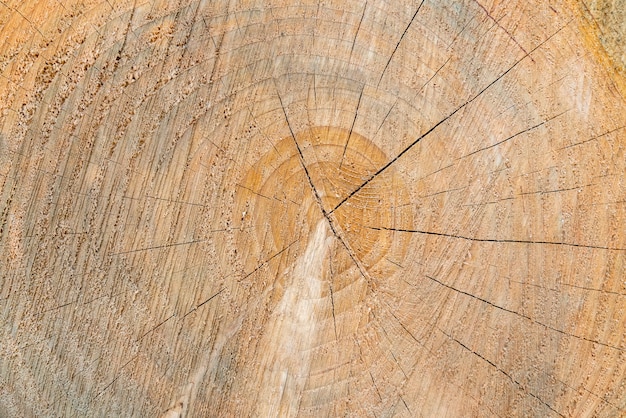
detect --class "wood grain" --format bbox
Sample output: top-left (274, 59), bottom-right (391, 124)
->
top-left (1, 1), bottom-right (625, 417)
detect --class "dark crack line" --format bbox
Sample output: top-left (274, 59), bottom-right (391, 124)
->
top-left (510, 165), bottom-right (557, 180)
top-left (237, 238), bottom-right (300, 284)
top-left (329, 251), bottom-right (338, 340)
top-left (379, 299), bottom-right (504, 418)
top-left (448, 14), bottom-right (476, 52)
top-left (378, 1), bottom-right (425, 86)
top-left (274, 80), bottom-right (327, 215)
top-left (121, 240), bottom-right (299, 351)
top-left (579, 0), bottom-right (604, 35)
top-left (370, 226), bottom-right (626, 252)
top-left (472, 0), bottom-right (532, 60)
top-left (439, 328), bottom-right (566, 417)
top-left (418, 185), bottom-right (467, 198)
top-left (247, 107), bottom-right (282, 157)
top-left (559, 282), bottom-right (626, 298)
top-left (383, 303), bottom-right (496, 417)
top-left (145, 194), bottom-right (206, 207)
top-left (374, 100), bottom-right (396, 137)
top-left (110, 239), bottom-right (208, 256)
top-left (349, 1), bottom-right (368, 63)
top-left (122, 194), bottom-right (206, 207)
top-left (459, 109), bottom-right (570, 159)
top-left (40, 300), bottom-right (75, 313)
top-left (560, 125), bottom-right (626, 149)
top-left (331, 21), bottom-right (570, 214)
top-left (114, 0), bottom-right (138, 68)
top-left (581, 199), bottom-right (626, 207)
top-left (183, 238), bottom-right (299, 320)
top-left (423, 273), bottom-right (624, 352)
top-left (274, 81), bottom-right (373, 284)
top-left (110, 227), bottom-right (247, 256)
top-left (400, 397), bottom-right (412, 415)
top-left (184, 289), bottom-right (225, 318)
top-left (132, 240), bottom-right (300, 388)
top-left (81, 290), bottom-right (130, 305)
top-left (0, 1), bottom-right (47, 39)
top-left (235, 183), bottom-right (274, 200)
top-left (313, 72), bottom-right (318, 106)
top-left (506, 276), bottom-right (626, 299)
top-left (556, 376), bottom-right (624, 413)
top-left (92, 354), bottom-right (140, 400)
top-left (415, 163), bottom-right (455, 183)
top-left (137, 314), bottom-right (176, 342)
top-left (371, 311), bottom-right (409, 379)
top-left (329, 281), bottom-right (338, 340)
top-left (339, 85), bottom-right (365, 169)
top-left (518, 184), bottom-right (593, 196)
top-left (416, 57), bottom-right (451, 96)
top-left (386, 305), bottom-right (427, 349)
top-left (465, 183), bottom-right (597, 207)
top-left (462, 197), bottom-right (515, 207)
top-left (425, 273), bottom-right (528, 317)
top-left (369, 371), bottom-right (384, 402)
top-left (385, 257), bottom-right (404, 269)
top-left (40, 291), bottom-right (127, 314)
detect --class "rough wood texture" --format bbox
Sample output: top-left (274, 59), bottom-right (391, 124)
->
top-left (1, 1), bottom-right (625, 417)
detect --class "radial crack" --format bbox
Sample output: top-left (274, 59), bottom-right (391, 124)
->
top-left (274, 81), bottom-right (374, 285)
top-left (339, 85), bottom-right (365, 169)
top-left (332, 20), bottom-right (571, 214)
top-left (459, 109), bottom-right (570, 159)
top-left (136, 314), bottom-right (176, 342)
top-left (423, 273), bottom-right (624, 352)
top-left (378, 1), bottom-right (425, 86)
top-left (184, 238), bottom-right (300, 319)
top-left (329, 251), bottom-right (339, 340)
top-left (439, 328), bottom-right (566, 417)
top-left (369, 226), bottom-right (626, 251)
top-left (110, 239), bottom-right (208, 256)
top-left (349, 1), bottom-right (368, 63)
top-left (472, 0), bottom-right (533, 60)
top-left (560, 125), bottom-right (626, 149)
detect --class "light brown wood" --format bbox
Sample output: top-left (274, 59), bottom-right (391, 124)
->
top-left (1, 1), bottom-right (625, 417)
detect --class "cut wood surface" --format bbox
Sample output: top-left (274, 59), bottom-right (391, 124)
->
top-left (1, 1), bottom-right (625, 417)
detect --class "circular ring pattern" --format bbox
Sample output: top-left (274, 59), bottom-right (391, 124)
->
top-left (235, 126), bottom-right (413, 285)
top-left (1, 1), bottom-right (625, 417)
